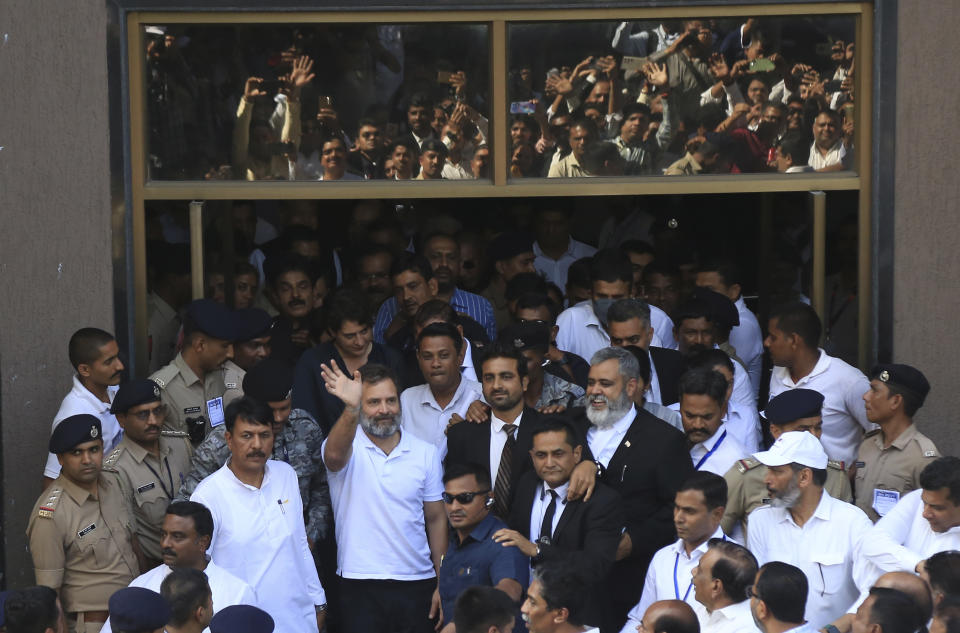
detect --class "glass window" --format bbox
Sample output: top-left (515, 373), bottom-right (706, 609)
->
top-left (142, 23), bottom-right (490, 182)
top-left (506, 15), bottom-right (857, 178)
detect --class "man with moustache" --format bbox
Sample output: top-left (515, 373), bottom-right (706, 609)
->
top-left (191, 397), bottom-right (327, 633)
top-left (321, 362), bottom-right (448, 633)
top-left (678, 368), bottom-right (748, 477)
top-left (264, 253), bottom-right (324, 366)
top-left (420, 233), bottom-right (497, 342)
top-left (318, 136), bottom-right (363, 181)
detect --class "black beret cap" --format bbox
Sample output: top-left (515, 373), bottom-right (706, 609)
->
top-left (498, 321), bottom-right (550, 351)
top-left (489, 231), bottom-right (535, 263)
top-left (234, 308), bottom-right (274, 342)
top-left (185, 299), bottom-right (235, 341)
top-left (420, 137), bottom-right (448, 157)
top-left (871, 363), bottom-right (931, 404)
top-left (763, 388), bottom-right (824, 425)
top-left (243, 358), bottom-right (294, 403)
top-left (108, 587), bottom-right (171, 631)
top-left (111, 379), bottom-right (162, 415)
top-left (49, 414), bottom-right (103, 453)
top-left (692, 286), bottom-right (740, 329)
top-left (210, 605), bottom-right (275, 633)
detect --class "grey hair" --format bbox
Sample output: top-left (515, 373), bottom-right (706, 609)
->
top-left (590, 346), bottom-right (640, 381)
top-left (606, 298), bottom-right (652, 328)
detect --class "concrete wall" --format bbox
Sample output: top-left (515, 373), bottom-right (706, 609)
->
top-left (0, 0), bottom-right (114, 587)
top-left (893, 0), bottom-right (960, 457)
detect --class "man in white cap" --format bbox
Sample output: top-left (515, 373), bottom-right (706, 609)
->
top-left (746, 431), bottom-right (871, 629)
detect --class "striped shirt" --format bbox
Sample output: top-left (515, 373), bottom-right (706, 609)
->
top-left (373, 289), bottom-right (497, 344)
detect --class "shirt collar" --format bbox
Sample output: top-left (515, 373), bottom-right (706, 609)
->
top-left (452, 513), bottom-right (501, 546)
top-left (358, 425), bottom-right (411, 456)
top-left (696, 424), bottom-right (727, 451)
top-left (121, 436), bottom-right (169, 464)
top-left (610, 404), bottom-right (637, 432)
top-left (776, 489), bottom-right (831, 525)
top-left (533, 238), bottom-right (575, 260)
top-left (889, 424), bottom-right (919, 450)
top-left (71, 376), bottom-right (114, 412)
top-left (173, 353), bottom-right (202, 387)
top-left (420, 376), bottom-right (468, 410)
top-left (223, 457), bottom-right (272, 490)
top-left (584, 304), bottom-right (604, 330)
top-left (713, 599), bottom-right (752, 621)
top-left (775, 349), bottom-right (832, 386)
top-left (60, 475), bottom-right (98, 504)
top-left (540, 480), bottom-right (570, 504)
top-left (492, 409), bottom-right (523, 430)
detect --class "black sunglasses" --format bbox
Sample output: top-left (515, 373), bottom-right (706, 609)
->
top-left (442, 490), bottom-right (491, 504)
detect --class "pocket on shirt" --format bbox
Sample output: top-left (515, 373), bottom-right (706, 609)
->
top-left (809, 554), bottom-right (846, 595)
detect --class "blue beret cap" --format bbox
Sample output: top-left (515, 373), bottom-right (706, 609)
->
top-left (691, 286), bottom-right (740, 329)
top-left (242, 358), bottom-right (294, 403)
top-left (210, 605), bottom-right (274, 633)
top-left (49, 414), bottom-right (103, 453)
top-left (108, 587), bottom-right (171, 631)
top-left (763, 388), bottom-right (824, 425)
top-left (185, 299), bottom-right (235, 341)
top-left (111, 379), bottom-right (162, 415)
top-left (234, 308), bottom-right (274, 342)
top-left (871, 363), bottom-right (931, 404)
top-left (498, 321), bottom-right (550, 351)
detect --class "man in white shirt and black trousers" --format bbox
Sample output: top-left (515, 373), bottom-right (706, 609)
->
top-left (321, 361), bottom-right (448, 633)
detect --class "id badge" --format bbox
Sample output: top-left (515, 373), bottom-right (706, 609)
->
top-left (207, 397), bottom-right (225, 428)
top-left (872, 488), bottom-right (900, 517)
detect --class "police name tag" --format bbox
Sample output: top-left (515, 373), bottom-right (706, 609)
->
top-left (873, 489), bottom-right (900, 517)
top-left (207, 397), bottom-right (225, 428)
top-left (137, 482), bottom-right (156, 493)
top-left (78, 523), bottom-right (97, 538)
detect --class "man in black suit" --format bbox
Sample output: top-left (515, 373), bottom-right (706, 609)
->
top-left (493, 417), bottom-right (623, 628)
top-left (568, 346), bottom-right (694, 633)
top-left (606, 299), bottom-right (684, 405)
top-left (446, 342), bottom-right (598, 519)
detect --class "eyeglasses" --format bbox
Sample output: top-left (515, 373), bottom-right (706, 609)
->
top-left (744, 584), bottom-right (761, 600)
top-left (441, 490), bottom-right (491, 504)
top-left (131, 404), bottom-right (167, 422)
top-left (519, 319), bottom-right (549, 326)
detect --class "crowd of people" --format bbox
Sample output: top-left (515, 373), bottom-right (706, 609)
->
top-left (145, 17), bottom-right (856, 181)
top-left (10, 186), bottom-right (959, 633)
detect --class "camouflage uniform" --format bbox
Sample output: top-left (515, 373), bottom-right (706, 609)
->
top-left (536, 372), bottom-right (585, 410)
top-left (178, 407), bottom-right (330, 543)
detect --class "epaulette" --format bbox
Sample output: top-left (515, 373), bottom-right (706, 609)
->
top-left (864, 429), bottom-right (882, 438)
top-left (827, 459), bottom-right (845, 471)
top-left (38, 487), bottom-right (63, 519)
top-left (150, 364), bottom-right (179, 390)
top-left (736, 457), bottom-right (761, 474)
top-left (161, 429), bottom-right (190, 438)
top-left (916, 433), bottom-right (939, 458)
top-left (102, 445), bottom-right (124, 468)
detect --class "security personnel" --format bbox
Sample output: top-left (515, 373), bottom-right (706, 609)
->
top-left (107, 587), bottom-right (171, 633)
top-left (722, 389), bottom-right (851, 539)
top-left (27, 414), bottom-right (140, 633)
top-left (210, 605), bottom-right (275, 633)
top-left (854, 363), bottom-right (940, 522)
top-left (103, 379), bottom-right (193, 565)
top-left (222, 307), bottom-right (273, 406)
top-left (150, 299), bottom-right (233, 445)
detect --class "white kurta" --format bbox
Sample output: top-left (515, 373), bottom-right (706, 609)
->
top-left (191, 460), bottom-right (325, 633)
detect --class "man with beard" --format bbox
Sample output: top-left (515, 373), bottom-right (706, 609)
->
top-left (568, 346), bottom-right (693, 632)
top-left (678, 368), bottom-right (748, 478)
top-left (421, 233), bottom-right (497, 342)
top-left (321, 362), bottom-right (448, 633)
top-left (98, 501), bottom-right (255, 633)
top-left (747, 431), bottom-right (871, 629)
top-left (191, 398), bottom-right (327, 633)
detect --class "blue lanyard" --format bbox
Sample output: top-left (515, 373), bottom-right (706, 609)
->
top-left (674, 534), bottom-right (726, 601)
top-left (694, 430), bottom-right (727, 471)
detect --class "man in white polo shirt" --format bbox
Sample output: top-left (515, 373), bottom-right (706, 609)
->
top-left (321, 361), bottom-right (448, 633)
top-left (765, 301), bottom-right (874, 467)
top-left (679, 368), bottom-right (748, 477)
top-left (43, 327), bottom-right (126, 487)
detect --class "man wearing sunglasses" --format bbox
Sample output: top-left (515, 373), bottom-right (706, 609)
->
top-left (437, 462), bottom-right (527, 632)
top-left (104, 378), bottom-right (193, 568)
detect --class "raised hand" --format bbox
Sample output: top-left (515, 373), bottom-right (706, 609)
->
top-left (709, 53), bottom-right (731, 82)
top-left (642, 62), bottom-right (669, 88)
top-left (284, 55), bottom-right (315, 99)
top-left (320, 362), bottom-right (362, 410)
top-left (449, 70), bottom-right (467, 97)
top-left (545, 74), bottom-right (574, 97)
top-left (243, 77), bottom-right (267, 102)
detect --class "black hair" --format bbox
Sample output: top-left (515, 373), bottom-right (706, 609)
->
top-left (413, 300), bottom-right (459, 328)
top-left (443, 462), bottom-right (493, 489)
top-left (921, 457), bottom-right (960, 505)
top-left (406, 92), bottom-right (433, 111)
top-left (386, 138), bottom-right (419, 159)
top-left (391, 251), bottom-right (434, 281)
top-left (867, 587), bottom-right (927, 633)
top-left (514, 292), bottom-right (561, 323)
top-left (325, 288), bottom-right (374, 333)
top-left (417, 322), bottom-right (464, 353)
top-left (68, 327), bottom-right (116, 370)
top-left (531, 416), bottom-right (582, 451)
top-left (264, 252), bottom-right (319, 287)
top-left (569, 116), bottom-right (599, 140)
top-left (673, 299), bottom-right (713, 328)
top-left (755, 561), bottom-right (808, 623)
top-left (161, 568), bottom-right (212, 627)
top-left (607, 298), bottom-right (652, 327)
top-left (935, 595), bottom-right (960, 633)
top-left (165, 500), bottom-right (214, 538)
top-left (279, 224), bottom-right (323, 251)
top-left (788, 462), bottom-right (828, 487)
top-left (3, 586), bottom-right (60, 633)
top-left (678, 471), bottom-right (728, 510)
top-left (642, 261), bottom-right (681, 284)
top-left (356, 117), bottom-right (379, 132)
top-left (619, 240), bottom-right (655, 257)
top-left (566, 257), bottom-right (593, 290)
top-left (698, 258), bottom-right (741, 288)
top-left (581, 141), bottom-right (623, 174)
top-left (685, 348), bottom-right (735, 378)
top-left (358, 363), bottom-right (400, 394)
top-left (769, 301), bottom-right (822, 349)
top-left (505, 272), bottom-right (549, 302)
top-left (224, 396), bottom-right (273, 432)
top-left (351, 241), bottom-right (394, 272)
top-left (480, 340), bottom-right (528, 379)
top-left (708, 539), bottom-right (758, 604)
top-left (778, 133), bottom-right (810, 166)
top-left (652, 609), bottom-right (700, 633)
top-left (926, 550), bottom-right (960, 597)
top-left (420, 138), bottom-right (449, 158)
top-left (622, 346), bottom-right (653, 386)
top-left (454, 585), bottom-right (516, 633)
top-left (589, 249), bottom-right (633, 285)
top-left (531, 557), bottom-right (589, 626)
top-left (678, 368), bottom-right (728, 405)
top-left (621, 102), bottom-right (653, 122)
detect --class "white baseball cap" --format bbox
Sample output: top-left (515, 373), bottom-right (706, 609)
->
top-left (752, 431), bottom-right (828, 470)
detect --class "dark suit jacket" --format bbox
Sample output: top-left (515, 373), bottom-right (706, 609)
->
top-left (650, 346), bottom-right (685, 405)
top-left (567, 406), bottom-right (693, 615)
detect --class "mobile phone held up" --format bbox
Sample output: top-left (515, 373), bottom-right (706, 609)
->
top-left (510, 100), bottom-right (536, 115)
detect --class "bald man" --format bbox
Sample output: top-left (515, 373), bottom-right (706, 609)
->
top-left (640, 600), bottom-right (700, 633)
top-left (827, 571), bottom-right (933, 633)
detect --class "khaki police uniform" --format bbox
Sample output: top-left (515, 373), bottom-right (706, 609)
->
top-left (102, 430), bottom-right (193, 561)
top-left (722, 456), bottom-right (853, 538)
top-left (150, 353), bottom-right (226, 443)
top-left (854, 425), bottom-right (940, 522)
top-left (27, 472), bottom-right (139, 633)
top-left (221, 359), bottom-right (246, 406)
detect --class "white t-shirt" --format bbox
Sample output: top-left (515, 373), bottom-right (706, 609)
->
top-left (44, 376), bottom-right (122, 478)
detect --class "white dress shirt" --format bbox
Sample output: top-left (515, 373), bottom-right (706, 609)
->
top-left (702, 599), bottom-right (761, 633)
top-left (724, 400), bottom-right (762, 453)
top-left (400, 377), bottom-right (482, 451)
top-left (689, 425), bottom-right (748, 476)
top-left (324, 427), bottom-right (444, 580)
top-left (533, 238), bottom-right (598, 290)
top-left (490, 410), bottom-right (524, 483)
top-left (646, 348), bottom-right (663, 405)
top-left (44, 376), bottom-right (122, 479)
top-left (730, 297), bottom-right (764, 396)
top-left (768, 350), bottom-right (875, 466)
top-left (747, 491), bottom-right (872, 628)
top-left (728, 354), bottom-right (756, 410)
top-left (619, 525), bottom-right (729, 633)
top-left (586, 405), bottom-right (636, 468)
top-left (556, 302), bottom-right (673, 364)
top-left (99, 560), bottom-right (257, 633)
top-left (530, 480), bottom-right (570, 542)
top-left (808, 140), bottom-right (848, 170)
top-left (191, 460), bottom-right (325, 633)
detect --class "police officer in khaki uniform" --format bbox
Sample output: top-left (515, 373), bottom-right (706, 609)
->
top-left (27, 414), bottom-right (141, 633)
top-left (151, 299), bottom-right (233, 446)
top-left (103, 378), bottom-right (193, 566)
top-left (722, 388), bottom-right (852, 539)
top-left (222, 308), bottom-right (273, 406)
top-left (854, 363), bottom-right (940, 522)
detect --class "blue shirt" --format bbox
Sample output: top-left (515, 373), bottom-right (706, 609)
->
top-left (373, 288), bottom-right (497, 344)
top-left (438, 513), bottom-right (528, 625)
